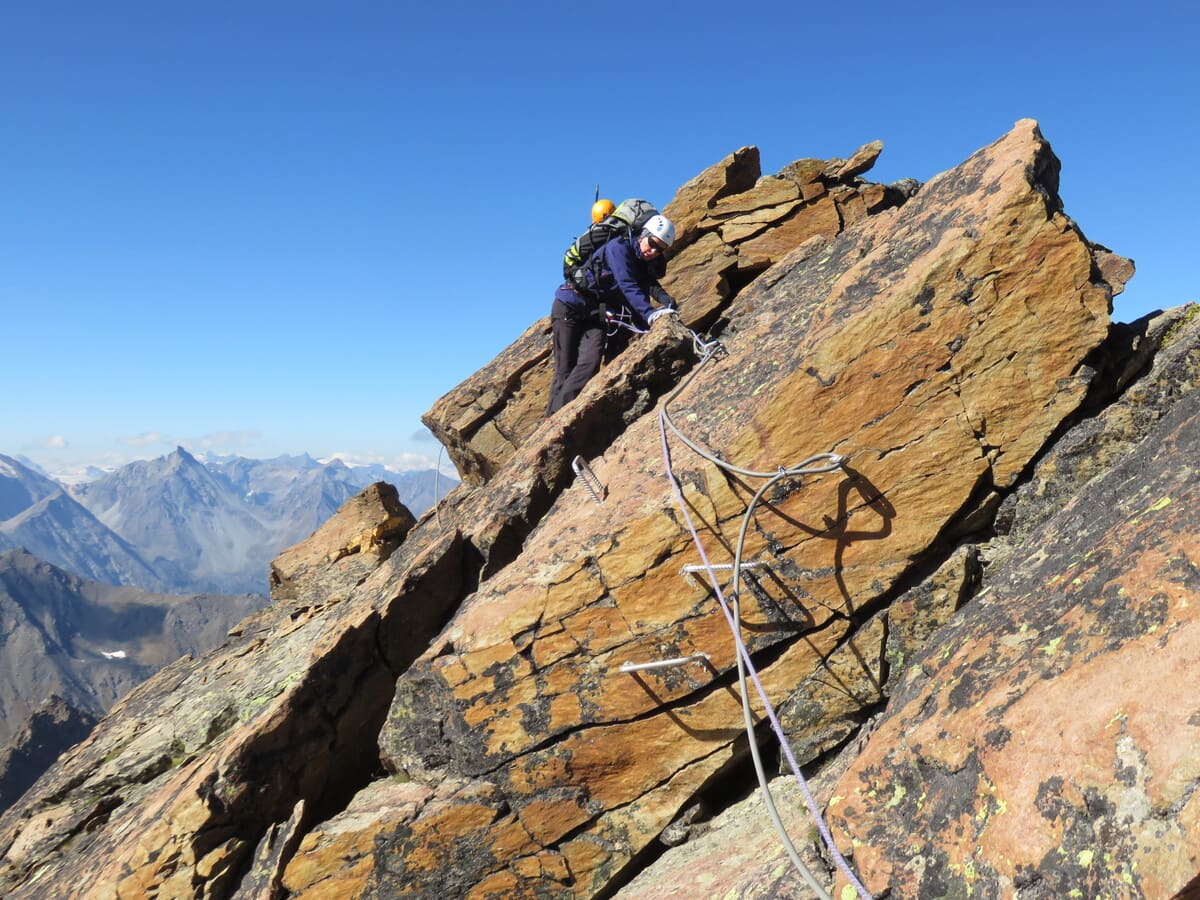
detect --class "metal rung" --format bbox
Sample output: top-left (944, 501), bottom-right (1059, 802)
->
top-left (572, 455), bottom-right (605, 505)
top-left (620, 653), bottom-right (711, 674)
top-left (679, 561), bottom-right (767, 575)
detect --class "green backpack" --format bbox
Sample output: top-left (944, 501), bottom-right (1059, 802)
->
top-left (562, 198), bottom-right (659, 294)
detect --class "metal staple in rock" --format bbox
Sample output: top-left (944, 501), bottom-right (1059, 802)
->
top-left (572, 455), bottom-right (605, 504)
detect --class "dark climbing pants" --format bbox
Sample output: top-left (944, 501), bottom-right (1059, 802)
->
top-left (546, 298), bottom-right (605, 416)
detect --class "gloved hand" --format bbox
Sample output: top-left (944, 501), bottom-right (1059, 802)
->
top-left (650, 284), bottom-right (677, 310)
top-left (646, 308), bottom-right (677, 325)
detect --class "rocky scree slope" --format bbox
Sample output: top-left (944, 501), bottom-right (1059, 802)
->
top-left (1, 120), bottom-right (1193, 900)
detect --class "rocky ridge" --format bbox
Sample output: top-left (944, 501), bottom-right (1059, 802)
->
top-left (0, 120), bottom-right (1195, 899)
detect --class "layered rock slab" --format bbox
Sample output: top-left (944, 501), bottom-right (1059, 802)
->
top-left (371, 119), bottom-right (1117, 896)
top-left (605, 312), bottom-right (1198, 897)
top-left (828, 352), bottom-right (1200, 899)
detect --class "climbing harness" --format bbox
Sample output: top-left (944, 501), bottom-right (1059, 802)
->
top-left (604, 306), bottom-right (646, 338)
top-left (639, 325), bottom-right (872, 900)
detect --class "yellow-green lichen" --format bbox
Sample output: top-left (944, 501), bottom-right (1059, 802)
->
top-left (1161, 302), bottom-right (1200, 346)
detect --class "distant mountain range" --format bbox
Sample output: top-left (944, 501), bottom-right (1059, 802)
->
top-left (0, 449), bottom-right (455, 595)
top-left (0, 449), bottom-right (456, 810)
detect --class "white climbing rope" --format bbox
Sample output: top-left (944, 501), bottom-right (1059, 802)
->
top-left (433, 443), bottom-right (448, 531)
top-left (604, 306), bottom-right (647, 337)
top-left (655, 329), bottom-right (873, 900)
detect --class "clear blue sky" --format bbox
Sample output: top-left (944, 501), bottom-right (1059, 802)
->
top-left (3, 1), bottom-right (1195, 476)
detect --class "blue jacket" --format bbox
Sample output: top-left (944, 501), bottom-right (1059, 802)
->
top-left (557, 236), bottom-right (658, 325)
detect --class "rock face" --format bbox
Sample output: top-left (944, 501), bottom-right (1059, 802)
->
top-left (3, 119), bottom-right (1192, 900)
top-left (614, 308), bottom-right (1200, 899)
top-left (822, 307), bottom-right (1200, 899)
top-left (368, 119), bottom-right (1111, 897)
top-left (832, 409), bottom-right (1200, 898)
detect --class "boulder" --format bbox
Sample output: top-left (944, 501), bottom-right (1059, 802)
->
top-left (269, 481), bottom-right (416, 600)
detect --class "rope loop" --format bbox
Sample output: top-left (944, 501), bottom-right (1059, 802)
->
top-left (656, 335), bottom-right (874, 900)
top-left (692, 331), bottom-right (725, 360)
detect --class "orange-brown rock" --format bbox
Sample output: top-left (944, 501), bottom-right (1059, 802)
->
top-left (269, 481), bottom-right (416, 600)
top-left (662, 145), bottom-right (762, 245)
top-left (594, 313), bottom-right (1200, 897)
top-left (280, 781), bottom-right (430, 898)
top-left (836, 139), bottom-right (884, 179)
top-left (2, 119), bottom-right (1176, 900)
top-left (418, 317), bottom-right (554, 486)
top-left (827, 367), bottom-right (1200, 899)
top-left (371, 119), bottom-right (1118, 895)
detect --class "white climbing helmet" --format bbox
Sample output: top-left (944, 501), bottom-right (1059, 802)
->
top-left (641, 214), bottom-right (676, 249)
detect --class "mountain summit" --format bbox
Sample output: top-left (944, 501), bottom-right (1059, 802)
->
top-left (1, 121), bottom-right (1196, 898)
top-left (71, 447), bottom-right (273, 594)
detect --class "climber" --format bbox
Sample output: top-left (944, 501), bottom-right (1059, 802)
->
top-left (545, 213), bottom-right (679, 417)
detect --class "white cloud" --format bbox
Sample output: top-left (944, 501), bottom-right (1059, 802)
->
top-left (185, 430), bottom-right (262, 451)
top-left (37, 435), bottom-right (68, 449)
top-left (320, 449), bottom-right (455, 474)
top-left (120, 432), bottom-right (170, 448)
top-left (116, 429), bottom-right (262, 456)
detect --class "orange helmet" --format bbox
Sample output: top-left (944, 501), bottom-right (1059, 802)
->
top-left (591, 198), bottom-right (616, 223)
